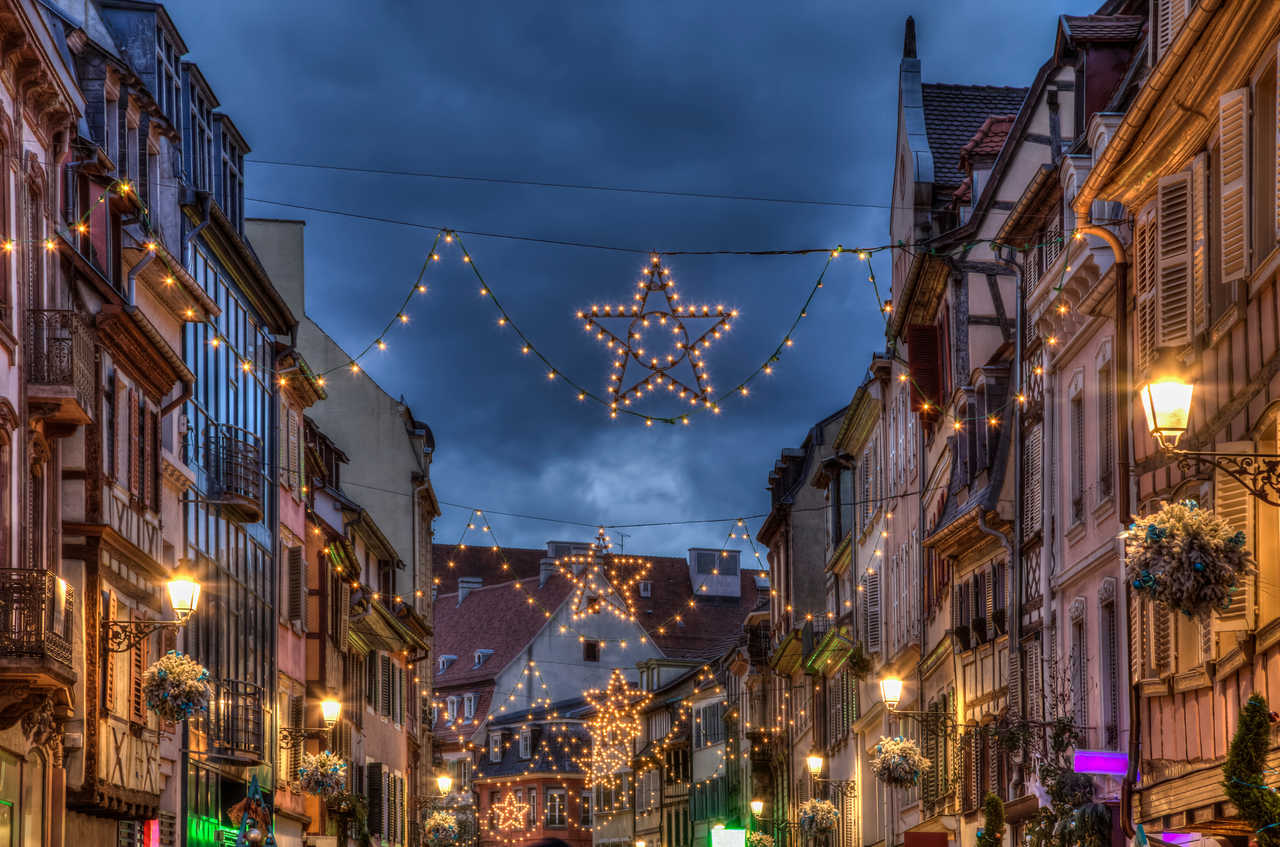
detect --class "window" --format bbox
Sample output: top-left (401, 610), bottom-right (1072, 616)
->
top-left (579, 791), bottom-right (592, 825)
top-left (638, 580), bottom-right (652, 597)
top-left (693, 701), bottom-right (724, 749)
top-left (1097, 360), bottom-right (1114, 500)
top-left (446, 697), bottom-right (458, 721)
top-left (438, 655), bottom-right (456, 673)
top-left (665, 747), bottom-right (689, 784)
top-left (545, 788), bottom-right (567, 827)
top-left (519, 728), bottom-right (531, 759)
top-left (583, 640), bottom-right (601, 662)
top-left (220, 126), bottom-right (245, 231)
top-left (104, 93), bottom-right (119, 166)
top-left (1070, 603), bottom-right (1088, 732)
top-left (694, 551), bottom-right (717, 574)
top-left (1070, 390), bottom-right (1085, 524)
top-left (525, 787), bottom-right (537, 828)
top-left (489, 733), bottom-right (502, 763)
top-left (187, 84), bottom-right (214, 191)
top-left (1254, 62), bottom-right (1277, 262)
top-left (473, 649), bottom-right (493, 668)
top-left (1100, 588), bottom-right (1120, 749)
top-left (463, 693), bottom-right (476, 720)
top-left (156, 31), bottom-right (182, 123)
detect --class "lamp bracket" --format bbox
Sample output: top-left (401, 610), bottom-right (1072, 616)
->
top-left (1169, 448), bottom-right (1280, 507)
top-left (278, 726), bottom-right (334, 748)
top-left (103, 619), bottom-right (183, 653)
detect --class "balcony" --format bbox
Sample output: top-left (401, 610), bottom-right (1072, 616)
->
top-left (203, 679), bottom-right (264, 763)
top-left (205, 424), bottom-right (264, 523)
top-left (26, 309), bottom-right (94, 426)
top-left (0, 568), bottom-right (75, 688)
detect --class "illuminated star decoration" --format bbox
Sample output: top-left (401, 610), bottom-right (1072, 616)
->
top-left (491, 792), bottom-right (530, 831)
top-left (577, 253), bottom-right (737, 417)
top-left (583, 668), bottom-right (651, 788)
top-left (558, 527), bottom-right (652, 622)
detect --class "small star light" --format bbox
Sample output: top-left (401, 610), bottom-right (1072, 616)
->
top-left (584, 668), bottom-right (652, 788)
top-left (492, 792), bottom-right (530, 831)
top-left (559, 527), bottom-right (652, 622)
top-left (577, 253), bottom-right (737, 416)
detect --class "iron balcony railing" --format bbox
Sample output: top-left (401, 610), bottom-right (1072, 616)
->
top-left (201, 679), bottom-right (265, 761)
top-left (0, 568), bottom-right (74, 669)
top-left (27, 308), bottom-right (94, 414)
top-left (204, 423), bottom-right (264, 521)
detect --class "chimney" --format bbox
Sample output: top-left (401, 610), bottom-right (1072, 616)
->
top-left (458, 577), bottom-right (483, 603)
top-left (540, 561), bottom-right (557, 587)
top-left (903, 16), bottom-right (916, 59)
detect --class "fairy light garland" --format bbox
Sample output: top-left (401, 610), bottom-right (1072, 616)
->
top-left (558, 527), bottom-right (652, 622)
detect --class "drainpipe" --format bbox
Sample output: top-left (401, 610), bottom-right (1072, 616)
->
top-left (995, 249), bottom-right (1026, 711)
top-left (125, 246), bottom-right (154, 305)
top-left (1073, 221), bottom-right (1136, 837)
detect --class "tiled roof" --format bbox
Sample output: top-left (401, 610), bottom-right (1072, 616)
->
top-left (1061, 14), bottom-right (1145, 43)
top-left (474, 721), bottom-right (591, 780)
top-left (432, 683), bottom-right (496, 745)
top-left (433, 574), bottom-right (572, 688)
top-left (434, 543), bottom-right (549, 595)
top-left (921, 84), bottom-right (1028, 188)
top-left (960, 115), bottom-right (1017, 166)
top-left (639, 558), bottom-right (761, 660)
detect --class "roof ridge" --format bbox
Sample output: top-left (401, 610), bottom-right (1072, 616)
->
top-left (921, 82), bottom-right (1029, 92)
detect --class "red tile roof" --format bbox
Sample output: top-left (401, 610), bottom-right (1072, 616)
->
top-left (959, 114), bottom-right (1017, 168)
top-left (434, 543), bottom-right (549, 595)
top-left (634, 556), bottom-right (763, 660)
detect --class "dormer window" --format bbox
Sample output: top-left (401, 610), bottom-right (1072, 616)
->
top-left (489, 732), bottom-right (502, 763)
top-left (155, 29), bottom-right (182, 124)
top-left (473, 649), bottom-right (494, 668)
top-left (438, 654), bottom-right (457, 673)
top-left (519, 727), bottom-right (532, 759)
top-left (638, 581), bottom-right (652, 598)
top-left (463, 693), bottom-right (476, 719)
top-left (219, 120), bottom-right (245, 232)
top-left (446, 696), bottom-right (459, 720)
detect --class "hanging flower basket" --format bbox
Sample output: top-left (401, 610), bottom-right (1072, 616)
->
top-left (296, 751), bottom-right (347, 797)
top-left (748, 832), bottom-right (775, 847)
top-left (798, 799), bottom-right (838, 834)
top-left (325, 790), bottom-right (372, 847)
top-left (871, 736), bottom-right (931, 788)
top-left (142, 651), bottom-right (212, 722)
top-left (1123, 499), bottom-right (1254, 620)
top-left (425, 811), bottom-right (460, 847)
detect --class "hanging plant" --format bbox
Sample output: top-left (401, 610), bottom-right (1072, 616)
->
top-left (425, 811), bottom-right (460, 847)
top-left (747, 833), bottom-right (775, 847)
top-left (871, 735), bottom-right (931, 788)
top-left (142, 651), bottom-right (212, 722)
top-left (1123, 499), bottom-right (1253, 620)
top-left (296, 750), bottom-right (347, 797)
top-left (798, 799), bottom-right (838, 834)
top-left (846, 642), bottom-right (873, 680)
top-left (326, 790), bottom-right (372, 847)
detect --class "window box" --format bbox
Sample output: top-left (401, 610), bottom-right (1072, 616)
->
top-left (953, 624), bottom-right (971, 651)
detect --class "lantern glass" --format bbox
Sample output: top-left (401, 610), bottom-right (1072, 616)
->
top-left (879, 677), bottom-right (904, 711)
top-left (1140, 378), bottom-right (1193, 448)
top-left (805, 751), bottom-right (823, 777)
top-left (321, 698), bottom-right (342, 726)
top-left (437, 773), bottom-right (454, 795)
top-left (167, 579), bottom-right (200, 620)
top-left (750, 799), bottom-right (764, 817)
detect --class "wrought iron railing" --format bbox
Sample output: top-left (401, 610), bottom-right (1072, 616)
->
top-left (204, 424), bottom-right (264, 517)
top-left (203, 679), bottom-right (264, 760)
top-left (0, 568), bottom-right (74, 668)
top-left (27, 308), bottom-right (94, 411)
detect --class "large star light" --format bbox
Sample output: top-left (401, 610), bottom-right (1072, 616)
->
top-left (577, 254), bottom-right (737, 416)
top-left (492, 792), bottom-right (529, 831)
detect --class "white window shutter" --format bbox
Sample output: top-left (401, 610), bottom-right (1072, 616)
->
top-left (1190, 152), bottom-right (1209, 334)
top-left (1219, 88), bottom-right (1251, 282)
top-left (1157, 171), bottom-right (1193, 348)
top-left (865, 571), bottom-right (882, 654)
top-left (1154, 0), bottom-right (1188, 63)
top-left (1135, 207), bottom-right (1158, 375)
top-left (1214, 442), bottom-right (1256, 632)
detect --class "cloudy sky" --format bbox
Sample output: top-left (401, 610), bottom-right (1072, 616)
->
top-left (165, 0), bottom-right (1081, 557)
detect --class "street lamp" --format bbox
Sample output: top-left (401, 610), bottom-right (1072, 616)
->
top-left (105, 577), bottom-right (203, 652)
top-left (280, 696), bottom-right (342, 748)
top-left (750, 799), bottom-right (764, 818)
top-left (805, 750), bottom-right (824, 777)
top-left (879, 677), bottom-right (904, 711)
top-left (437, 772), bottom-right (454, 795)
top-left (1141, 347), bottom-right (1280, 505)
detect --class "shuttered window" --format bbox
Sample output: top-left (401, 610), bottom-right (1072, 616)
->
top-left (381, 654), bottom-right (393, 716)
top-left (130, 609), bottom-right (148, 725)
top-left (1220, 88), bottom-right (1251, 282)
top-left (1158, 171), bottom-right (1194, 348)
top-left (1191, 151), bottom-right (1209, 334)
top-left (1135, 206), bottom-right (1158, 375)
top-left (288, 693), bottom-right (303, 782)
top-left (367, 762), bottom-right (384, 835)
top-left (287, 545), bottom-right (305, 623)
top-left (907, 323), bottom-right (941, 417)
top-left (128, 388), bottom-right (139, 495)
top-left (1100, 598), bottom-right (1120, 748)
top-left (1153, 0), bottom-right (1188, 63)
top-left (1023, 422), bottom-right (1042, 534)
top-left (1070, 392), bottom-right (1085, 524)
top-left (1098, 361), bottom-right (1115, 499)
top-left (1213, 443), bottom-right (1256, 636)
top-left (864, 570), bottom-right (881, 654)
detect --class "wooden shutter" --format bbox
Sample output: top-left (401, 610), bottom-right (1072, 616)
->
top-left (381, 654), bottom-right (392, 716)
top-left (287, 409), bottom-right (300, 491)
top-left (1191, 152), bottom-right (1209, 334)
top-left (278, 398), bottom-right (288, 486)
top-left (907, 324), bottom-right (941, 415)
top-left (338, 582), bottom-right (350, 647)
top-left (287, 546), bottom-right (304, 622)
top-left (865, 570), bottom-right (881, 654)
top-left (1154, 0), bottom-right (1187, 62)
top-left (1153, 602), bottom-right (1173, 674)
top-left (1157, 171), bottom-right (1194, 348)
top-left (1214, 443), bottom-right (1256, 632)
top-left (1220, 88), bottom-right (1251, 282)
top-left (130, 609), bottom-right (148, 724)
top-left (368, 762), bottom-right (384, 835)
top-left (366, 653), bottom-right (378, 707)
top-left (128, 388), bottom-right (139, 495)
top-left (1135, 207), bottom-right (1158, 375)
top-left (104, 591), bottom-right (117, 712)
top-left (1023, 422), bottom-right (1042, 533)
top-left (288, 693), bottom-right (304, 781)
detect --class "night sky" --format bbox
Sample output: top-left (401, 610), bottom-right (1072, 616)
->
top-left (163, 1), bottom-right (1080, 557)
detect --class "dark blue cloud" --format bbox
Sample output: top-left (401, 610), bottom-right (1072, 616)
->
top-left (165, 0), bottom-right (1079, 555)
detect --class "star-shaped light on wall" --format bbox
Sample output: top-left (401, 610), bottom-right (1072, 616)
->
top-left (577, 253), bottom-right (737, 418)
top-left (557, 527), bottom-right (652, 622)
top-left (492, 792), bottom-right (530, 831)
